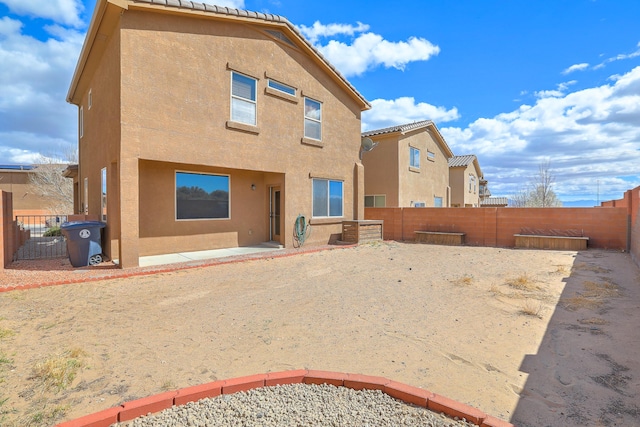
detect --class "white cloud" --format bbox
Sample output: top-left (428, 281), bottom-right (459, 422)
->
top-left (298, 21), bottom-right (439, 77)
top-left (298, 21), bottom-right (370, 44)
top-left (441, 66), bottom-right (640, 201)
top-left (594, 41), bottom-right (640, 70)
top-left (0, 16), bottom-right (83, 162)
top-left (562, 63), bottom-right (589, 75)
top-left (0, 0), bottom-right (84, 27)
top-left (201, 0), bottom-right (245, 9)
top-left (362, 97), bottom-right (459, 131)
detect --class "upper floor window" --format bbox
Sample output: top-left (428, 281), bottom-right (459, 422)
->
top-left (231, 72), bottom-right (257, 125)
top-left (304, 98), bottom-right (322, 140)
top-left (365, 195), bottom-right (386, 207)
top-left (268, 79), bottom-right (296, 96)
top-left (469, 175), bottom-right (476, 193)
top-left (434, 196), bottom-right (443, 207)
top-left (79, 106), bottom-right (84, 138)
top-left (312, 178), bottom-right (343, 217)
top-left (410, 147), bottom-right (420, 169)
top-left (427, 151), bottom-right (435, 162)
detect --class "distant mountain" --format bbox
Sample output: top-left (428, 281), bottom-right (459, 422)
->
top-left (561, 200), bottom-right (599, 207)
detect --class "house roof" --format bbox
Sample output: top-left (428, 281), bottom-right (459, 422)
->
top-left (67, 0), bottom-right (370, 110)
top-left (362, 120), bottom-right (454, 158)
top-left (480, 197), bottom-right (508, 207)
top-left (448, 154), bottom-right (483, 177)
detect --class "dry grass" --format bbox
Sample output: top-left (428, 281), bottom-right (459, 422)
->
top-left (505, 273), bottom-right (540, 291)
top-left (452, 275), bottom-right (474, 286)
top-left (0, 327), bottom-right (14, 339)
top-left (519, 300), bottom-right (544, 318)
top-left (552, 265), bottom-right (569, 275)
top-left (572, 262), bottom-right (611, 274)
top-left (561, 295), bottom-right (605, 311)
top-left (30, 348), bottom-right (87, 392)
top-left (578, 317), bottom-right (608, 325)
top-left (583, 280), bottom-right (620, 298)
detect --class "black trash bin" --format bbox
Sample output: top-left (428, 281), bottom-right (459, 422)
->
top-left (61, 221), bottom-right (106, 267)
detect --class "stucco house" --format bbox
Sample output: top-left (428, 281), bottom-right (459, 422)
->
top-left (361, 120), bottom-right (454, 208)
top-left (448, 155), bottom-right (484, 207)
top-left (67, 0), bottom-right (370, 268)
top-left (0, 164), bottom-right (72, 215)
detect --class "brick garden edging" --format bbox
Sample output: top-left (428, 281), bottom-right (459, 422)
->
top-left (54, 370), bottom-right (514, 427)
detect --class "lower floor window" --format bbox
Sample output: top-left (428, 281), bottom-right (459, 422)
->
top-left (365, 195), bottom-right (386, 207)
top-left (176, 172), bottom-right (230, 220)
top-left (312, 178), bottom-right (343, 217)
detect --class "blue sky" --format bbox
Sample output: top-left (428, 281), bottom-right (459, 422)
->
top-left (1, 0), bottom-right (639, 205)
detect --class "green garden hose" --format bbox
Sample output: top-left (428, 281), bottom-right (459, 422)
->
top-left (294, 214), bottom-right (310, 247)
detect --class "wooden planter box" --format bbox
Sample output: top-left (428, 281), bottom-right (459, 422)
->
top-left (342, 220), bottom-right (383, 244)
top-left (414, 231), bottom-right (465, 246)
top-left (514, 234), bottom-right (588, 250)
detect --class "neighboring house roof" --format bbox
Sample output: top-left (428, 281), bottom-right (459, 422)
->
top-left (480, 197), bottom-right (508, 207)
top-left (67, 0), bottom-right (370, 111)
top-left (362, 120), bottom-right (454, 158)
top-left (448, 154), bottom-right (483, 178)
top-left (0, 165), bottom-right (34, 172)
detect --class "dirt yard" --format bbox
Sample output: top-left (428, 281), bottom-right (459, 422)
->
top-left (0, 242), bottom-right (638, 427)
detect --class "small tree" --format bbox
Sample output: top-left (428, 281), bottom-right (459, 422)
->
top-left (28, 154), bottom-right (76, 213)
top-left (511, 160), bottom-right (562, 207)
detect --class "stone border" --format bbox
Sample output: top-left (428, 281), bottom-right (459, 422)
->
top-left (53, 370), bottom-right (513, 427)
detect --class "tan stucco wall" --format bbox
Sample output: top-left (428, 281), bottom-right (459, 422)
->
top-left (361, 135), bottom-right (399, 207)
top-left (364, 128), bottom-right (450, 207)
top-left (450, 164), bottom-right (480, 207)
top-left (73, 8), bottom-right (364, 264)
top-left (77, 25), bottom-right (122, 259)
top-left (0, 171), bottom-right (59, 212)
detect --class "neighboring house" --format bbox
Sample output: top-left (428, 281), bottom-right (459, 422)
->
top-left (479, 177), bottom-right (491, 201)
top-left (449, 155), bottom-right (483, 207)
top-left (67, 0), bottom-right (370, 268)
top-left (480, 197), bottom-right (508, 207)
top-left (361, 120), bottom-right (454, 208)
top-left (0, 164), bottom-right (69, 216)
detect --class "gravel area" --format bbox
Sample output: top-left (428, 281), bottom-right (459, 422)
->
top-left (114, 383), bottom-right (476, 427)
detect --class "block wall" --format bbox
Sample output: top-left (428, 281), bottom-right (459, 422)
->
top-left (365, 206), bottom-right (628, 250)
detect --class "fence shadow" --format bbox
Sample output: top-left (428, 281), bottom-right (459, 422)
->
top-left (511, 250), bottom-right (640, 426)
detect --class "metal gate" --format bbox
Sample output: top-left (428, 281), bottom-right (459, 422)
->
top-left (15, 215), bottom-right (69, 260)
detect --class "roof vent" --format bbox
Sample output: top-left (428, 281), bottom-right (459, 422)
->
top-left (265, 29), bottom-right (294, 46)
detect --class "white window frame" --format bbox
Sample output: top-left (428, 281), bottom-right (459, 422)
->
top-left (304, 97), bottom-right (322, 141)
top-left (268, 79), bottom-right (296, 96)
top-left (83, 177), bottom-right (88, 214)
top-left (101, 167), bottom-right (107, 222)
top-left (312, 178), bottom-right (343, 218)
top-left (413, 201), bottom-right (426, 207)
top-left (79, 106), bottom-right (84, 139)
top-left (410, 146), bottom-right (420, 169)
top-left (230, 71), bottom-right (257, 126)
top-left (364, 195), bottom-right (386, 207)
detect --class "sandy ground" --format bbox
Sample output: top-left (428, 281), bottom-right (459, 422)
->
top-left (0, 242), bottom-right (639, 427)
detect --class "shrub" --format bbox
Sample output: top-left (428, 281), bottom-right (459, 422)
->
top-left (44, 226), bottom-right (62, 237)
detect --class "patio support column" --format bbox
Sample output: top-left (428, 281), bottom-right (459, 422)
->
top-left (118, 157), bottom-right (139, 268)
